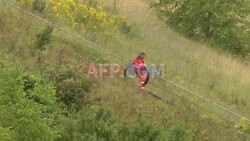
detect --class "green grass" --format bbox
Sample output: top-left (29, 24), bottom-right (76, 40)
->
top-left (0, 0), bottom-right (249, 140)
top-left (101, 0), bottom-right (250, 117)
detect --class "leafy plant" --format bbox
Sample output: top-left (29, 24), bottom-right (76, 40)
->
top-left (16, 0), bottom-right (32, 7)
top-left (0, 127), bottom-right (12, 141)
top-left (118, 115), bottom-right (161, 141)
top-left (118, 20), bottom-right (139, 38)
top-left (34, 26), bottom-right (53, 51)
top-left (58, 108), bottom-right (118, 141)
top-left (164, 122), bottom-right (192, 141)
top-left (47, 0), bottom-right (119, 32)
top-left (0, 66), bottom-right (58, 141)
top-left (32, 0), bottom-right (46, 12)
top-left (153, 0), bottom-right (250, 59)
top-left (54, 68), bottom-right (92, 110)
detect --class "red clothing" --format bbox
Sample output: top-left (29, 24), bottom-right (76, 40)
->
top-left (134, 57), bottom-right (146, 92)
top-left (134, 57), bottom-right (145, 76)
top-left (139, 75), bottom-right (146, 85)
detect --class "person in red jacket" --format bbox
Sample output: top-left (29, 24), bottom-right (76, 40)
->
top-left (134, 52), bottom-right (146, 93)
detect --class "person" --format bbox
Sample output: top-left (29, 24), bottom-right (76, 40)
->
top-left (134, 52), bottom-right (146, 93)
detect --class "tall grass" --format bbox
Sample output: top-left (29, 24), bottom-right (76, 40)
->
top-left (1, 1), bottom-right (249, 140)
top-left (100, 0), bottom-right (250, 117)
top-left (7, 0), bottom-right (250, 121)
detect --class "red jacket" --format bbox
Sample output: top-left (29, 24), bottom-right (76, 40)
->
top-left (134, 57), bottom-right (145, 76)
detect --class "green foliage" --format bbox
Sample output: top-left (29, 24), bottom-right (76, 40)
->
top-left (16, 0), bottom-right (32, 8)
top-left (21, 73), bottom-right (56, 105)
top-left (35, 26), bottom-right (53, 51)
top-left (22, 74), bottom-right (38, 92)
top-left (54, 68), bottom-right (92, 110)
top-left (58, 108), bottom-right (118, 141)
top-left (154, 0), bottom-right (250, 58)
top-left (0, 127), bottom-right (12, 141)
top-left (3, 1), bottom-right (244, 140)
top-left (46, 0), bottom-right (121, 34)
top-left (120, 117), bottom-right (193, 141)
top-left (160, 122), bottom-right (193, 141)
top-left (58, 108), bottom-right (192, 141)
top-left (244, 125), bottom-right (250, 140)
top-left (118, 116), bottom-right (161, 141)
top-left (0, 67), bottom-right (192, 141)
top-left (0, 66), bottom-right (58, 141)
top-left (32, 0), bottom-right (46, 12)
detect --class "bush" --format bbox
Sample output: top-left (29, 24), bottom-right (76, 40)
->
top-left (58, 108), bottom-right (193, 141)
top-left (247, 128), bottom-right (250, 141)
top-left (118, 20), bottom-right (139, 38)
top-left (0, 127), bottom-right (12, 141)
top-left (32, 0), bottom-right (46, 12)
top-left (58, 108), bottom-right (118, 141)
top-left (153, 0), bottom-right (250, 59)
top-left (21, 73), bottom-right (56, 105)
top-left (118, 115), bottom-right (161, 141)
top-left (0, 66), bottom-right (58, 141)
top-left (16, 0), bottom-right (32, 7)
top-left (56, 79), bottom-right (88, 109)
top-left (164, 123), bottom-right (192, 141)
top-left (47, 0), bottom-right (120, 33)
top-left (34, 26), bottom-right (53, 51)
top-left (54, 68), bottom-right (92, 110)
top-left (59, 108), bottom-right (164, 141)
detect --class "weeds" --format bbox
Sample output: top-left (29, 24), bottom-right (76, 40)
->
top-left (34, 26), bottom-right (53, 51)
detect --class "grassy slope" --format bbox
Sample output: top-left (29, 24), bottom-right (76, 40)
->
top-left (0, 0), bottom-right (249, 140)
top-left (99, 0), bottom-right (250, 117)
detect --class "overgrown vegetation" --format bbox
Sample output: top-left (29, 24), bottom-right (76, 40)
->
top-left (53, 67), bottom-right (92, 110)
top-left (0, 2), bottom-right (196, 140)
top-left (0, 67), bottom-right (58, 141)
top-left (152, 0), bottom-right (250, 59)
top-left (16, 0), bottom-right (129, 41)
top-left (0, 65), bottom-right (196, 141)
top-left (32, 0), bottom-right (46, 12)
top-left (0, 0), bottom-right (249, 140)
top-left (34, 26), bottom-right (53, 51)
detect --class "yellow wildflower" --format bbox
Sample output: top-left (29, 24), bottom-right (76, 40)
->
top-left (57, 2), bottom-right (62, 7)
top-left (235, 117), bottom-right (248, 133)
top-left (239, 117), bottom-right (247, 131)
top-left (65, 0), bottom-right (76, 6)
top-left (79, 4), bottom-right (88, 10)
top-left (48, 0), bottom-right (54, 4)
top-left (89, 7), bottom-right (97, 16)
top-left (17, 0), bottom-right (31, 7)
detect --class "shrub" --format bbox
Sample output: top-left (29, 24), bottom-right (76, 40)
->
top-left (118, 20), bottom-right (139, 38)
top-left (22, 73), bottom-right (37, 92)
top-left (32, 0), bottom-right (46, 12)
top-left (54, 68), bottom-right (92, 110)
top-left (16, 0), bottom-right (32, 7)
top-left (0, 66), bottom-right (58, 141)
top-left (153, 0), bottom-right (250, 58)
top-left (56, 79), bottom-right (88, 109)
top-left (164, 122), bottom-right (192, 141)
top-left (246, 127), bottom-right (250, 141)
top-left (34, 26), bottom-right (53, 51)
top-left (58, 108), bottom-right (118, 141)
top-left (58, 108), bottom-right (193, 141)
top-left (20, 73), bottom-right (56, 106)
top-left (118, 116), bottom-right (161, 141)
top-left (46, 0), bottom-right (122, 35)
top-left (0, 127), bottom-right (12, 141)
